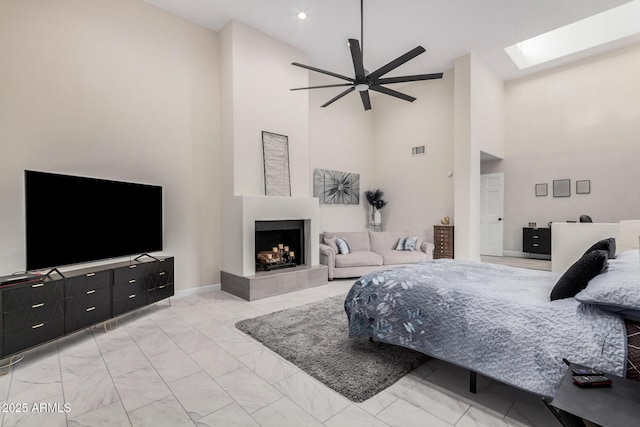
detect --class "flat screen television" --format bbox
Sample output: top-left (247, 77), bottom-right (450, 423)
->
top-left (25, 170), bottom-right (163, 270)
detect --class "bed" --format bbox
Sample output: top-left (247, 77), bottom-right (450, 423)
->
top-left (344, 256), bottom-right (632, 397)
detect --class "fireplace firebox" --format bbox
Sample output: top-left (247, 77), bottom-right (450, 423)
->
top-left (255, 220), bottom-right (305, 272)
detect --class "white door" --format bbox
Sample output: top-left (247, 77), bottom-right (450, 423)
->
top-left (480, 173), bottom-right (504, 256)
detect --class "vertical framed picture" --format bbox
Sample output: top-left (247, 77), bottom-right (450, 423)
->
top-left (262, 131), bottom-right (291, 196)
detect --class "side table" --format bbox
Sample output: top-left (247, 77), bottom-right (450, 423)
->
top-left (543, 364), bottom-right (640, 427)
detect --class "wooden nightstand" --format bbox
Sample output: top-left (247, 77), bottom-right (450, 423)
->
top-left (433, 225), bottom-right (454, 259)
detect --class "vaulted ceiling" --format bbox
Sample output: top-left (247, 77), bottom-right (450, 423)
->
top-left (146, 0), bottom-right (639, 80)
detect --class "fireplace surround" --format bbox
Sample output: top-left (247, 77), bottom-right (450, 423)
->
top-left (221, 195), bottom-right (328, 300)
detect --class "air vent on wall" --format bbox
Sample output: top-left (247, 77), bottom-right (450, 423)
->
top-left (412, 145), bottom-right (426, 156)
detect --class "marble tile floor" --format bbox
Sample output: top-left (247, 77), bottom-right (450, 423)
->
top-left (0, 279), bottom-right (560, 427)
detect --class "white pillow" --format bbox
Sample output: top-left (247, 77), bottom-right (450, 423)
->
top-left (336, 237), bottom-right (351, 255)
top-left (575, 250), bottom-right (640, 321)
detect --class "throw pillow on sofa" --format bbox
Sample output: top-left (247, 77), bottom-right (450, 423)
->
top-left (395, 237), bottom-right (408, 250)
top-left (336, 238), bottom-right (351, 255)
top-left (404, 237), bottom-right (418, 251)
top-left (324, 236), bottom-right (339, 253)
top-left (395, 236), bottom-right (419, 251)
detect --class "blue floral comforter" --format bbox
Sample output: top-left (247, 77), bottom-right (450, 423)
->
top-left (344, 260), bottom-right (626, 397)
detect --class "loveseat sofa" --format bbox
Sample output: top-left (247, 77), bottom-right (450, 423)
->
top-left (320, 231), bottom-right (435, 280)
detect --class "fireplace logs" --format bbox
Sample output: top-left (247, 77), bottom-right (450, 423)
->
top-left (256, 243), bottom-right (297, 271)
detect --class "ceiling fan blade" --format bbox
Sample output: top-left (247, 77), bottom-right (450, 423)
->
top-left (348, 39), bottom-right (366, 80)
top-left (375, 73), bottom-right (444, 85)
top-left (369, 85), bottom-right (416, 102)
top-left (290, 83), bottom-right (354, 91)
top-left (367, 46), bottom-right (426, 80)
top-left (321, 87), bottom-right (356, 107)
top-left (359, 90), bottom-right (371, 110)
top-left (292, 62), bottom-right (353, 82)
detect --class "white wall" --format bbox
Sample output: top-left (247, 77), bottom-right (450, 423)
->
top-left (372, 73), bottom-right (455, 242)
top-left (453, 55), bottom-right (480, 260)
top-left (308, 75), bottom-right (375, 232)
top-left (225, 21), bottom-right (309, 197)
top-left (473, 58), bottom-right (505, 160)
top-left (0, 0), bottom-right (222, 291)
top-left (499, 45), bottom-right (640, 254)
top-left (219, 21), bottom-right (312, 275)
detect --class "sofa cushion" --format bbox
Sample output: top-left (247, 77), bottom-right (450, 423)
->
top-left (324, 236), bottom-right (339, 253)
top-left (324, 231), bottom-right (371, 252)
top-left (369, 231), bottom-right (409, 252)
top-left (335, 251), bottom-right (383, 268)
top-left (378, 250), bottom-right (428, 265)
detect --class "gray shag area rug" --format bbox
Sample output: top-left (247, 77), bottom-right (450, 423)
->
top-left (235, 294), bottom-right (429, 402)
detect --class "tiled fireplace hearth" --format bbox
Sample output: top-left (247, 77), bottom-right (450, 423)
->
top-left (221, 195), bottom-right (328, 301)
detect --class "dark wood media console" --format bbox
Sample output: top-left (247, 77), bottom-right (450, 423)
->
top-left (0, 256), bottom-right (174, 358)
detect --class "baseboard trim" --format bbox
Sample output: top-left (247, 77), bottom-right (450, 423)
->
top-left (175, 283), bottom-right (221, 298)
top-left (503, 251), bottom-right (527, 258)
top-left (503, 250), bottom-right (551, 261)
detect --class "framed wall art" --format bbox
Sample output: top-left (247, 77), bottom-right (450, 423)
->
top-left (313, 169), bottom-right (360, 205)
top-left (553, 179), bottom-right (571, 198)
top-left (262, 131), bottom-right (291, 196)
top-left (576, 180), bottom-right (591, 194)
top-left (535, 183), bottom-right (548, 197)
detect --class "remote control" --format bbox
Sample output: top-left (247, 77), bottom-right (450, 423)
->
top-left (572, 375), bottom-right (612, 387)
top-left (571, 366), bottom-right (604, 376)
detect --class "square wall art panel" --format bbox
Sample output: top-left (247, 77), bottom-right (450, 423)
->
top-left (313, 169), bottom-right (360, 205)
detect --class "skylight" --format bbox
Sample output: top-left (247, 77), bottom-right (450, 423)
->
top-left (505, 0), bottom-right (640, 69)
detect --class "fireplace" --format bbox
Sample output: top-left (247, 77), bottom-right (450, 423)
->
top-left (255, 220), bottom-right (305, 272)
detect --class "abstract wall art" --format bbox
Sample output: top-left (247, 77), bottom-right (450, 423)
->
top-left (313, 169), bottom-right (360, 205)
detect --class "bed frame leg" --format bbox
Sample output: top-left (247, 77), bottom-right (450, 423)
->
top-left (469, 371), bottom-right (477, 394)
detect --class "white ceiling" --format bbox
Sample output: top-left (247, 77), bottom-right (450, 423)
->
top-left (145, 0), bottom-right (640, 81)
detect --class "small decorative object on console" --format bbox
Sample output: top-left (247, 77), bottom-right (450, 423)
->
top-left (440, 216), bottom-right (450, 225)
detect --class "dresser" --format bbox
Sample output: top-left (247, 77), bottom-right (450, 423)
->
top-left (522, 227), bottom-right (551, 255)
top-left (434, 225), bottom-right (454, 259)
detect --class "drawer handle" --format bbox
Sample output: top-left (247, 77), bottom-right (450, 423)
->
top-left (86, 273), bottom-right (96, 277)
top-left (86, 289), bottom-right (96, 295)
top-left (159, 272), bottom-right (166, 276)
top-left (533, 235), bottom-right (539, 239)
top-left (532, 243), bottom-right (539, 247)
top-left (128, 294), bottom-right (136, 299)
top-left (31, 283), bottom-right (44, 288)
top-left (129, 279), bottom-right (136, 284)
top-left (129, 265), bottom-right (137, 269)
top-left (32, 303), bottom-right (44, 309)
top-left (159, 285), bottom-right (166, 289)
top-left (32, 323), bottom-right (44, 329)
top-left (86, 306), bottom-right (96, 312)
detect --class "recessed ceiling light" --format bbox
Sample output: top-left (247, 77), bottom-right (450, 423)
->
top-left (297, 12), bottom-right (308, 20)
top-left (505, 0), bottom-right (640, 69)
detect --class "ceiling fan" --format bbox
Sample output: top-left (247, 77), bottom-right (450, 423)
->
top-left (290, 0), bottom-right (443, 111)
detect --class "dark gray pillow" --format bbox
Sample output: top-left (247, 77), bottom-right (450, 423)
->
top-left (583, 237), bottom-right (616, 259)
top-left (550, 250), bottom-right (609, 301)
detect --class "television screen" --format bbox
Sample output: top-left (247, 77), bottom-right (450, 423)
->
top-left (25, 170), bottom-right (163, 270)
